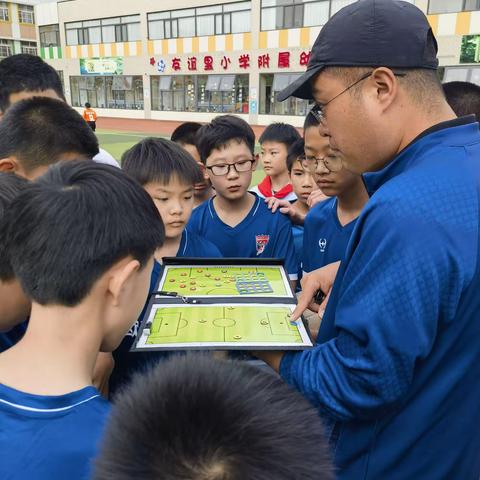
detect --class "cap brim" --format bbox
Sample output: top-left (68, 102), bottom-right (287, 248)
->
top-left (276, 64), bottom-right (325, 102)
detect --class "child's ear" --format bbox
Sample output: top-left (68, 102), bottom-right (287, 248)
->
top-left (198, 162), bottom-right (209, 181)
top-left (0, 157), bottom-right (19, 174)
top-left (108, 258), bottom-right (141, 307)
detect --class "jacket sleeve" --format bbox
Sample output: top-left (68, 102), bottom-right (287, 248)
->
top-left (280, 198), bottom-right (475, 421)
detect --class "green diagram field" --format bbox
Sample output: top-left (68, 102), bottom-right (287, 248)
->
top-left (142, 305), bottom-right (304, 346)
top-left (159, 265), bottom-right (289, 297)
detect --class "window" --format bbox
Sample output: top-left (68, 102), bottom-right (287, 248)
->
top-left (65, 15), bottom-right (141, 45)
top-left (329, 0), bottom-right (356, 16)
top-left (261, 0), bottom-right (329, 30)
top-left (18, 4), bottom-right (34, 24)
top-left (70, 75), bottom-right (144, 109)
top-left (0, 2), bottom-right (9, 22)
top-left (443, 66), bottom-right (480, 86)
top-left (21, 41), bottom-right (37, 56)
top-left (260, 73), bottom-right (309, 116)
top-left (148, 2), bottom-right (251, 39)
top-left (151, 74), bottom-right (249, 113)
top-left (39, 25), bottom-right (60, 47)
top-left (428, 0), bottom-right (480, 13)
top-left (0, 39), bottom-right (13, 58)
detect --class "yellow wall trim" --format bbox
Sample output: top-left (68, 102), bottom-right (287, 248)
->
top-left (455, 12), bottom-right (471, 35)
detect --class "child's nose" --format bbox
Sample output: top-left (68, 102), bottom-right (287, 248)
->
top-left (226, 165), bottom-right (239, 179)
top-left (170, 202), bottom-right (183, 214)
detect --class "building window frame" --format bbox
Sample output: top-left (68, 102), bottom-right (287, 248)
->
top-left (0, 38), bottom-right (13, 58)
top-left (428, 0), bottom-right (480, 14)
top-left (39, 24), bottom-right (60, 48)
top-left (260, 72), bottom-right (310, 116)
top-left (147, 1), bottom-right (251, 40)
top-left (151, 74), bottom-right (249, 113)
top-left (65, 15), bottom-right (141, 46)
top-left (21, 41), bottom-right (37, 55)
top-left (0, 2), bottom-right (10, 22)
top-left (70, 75), bottom-right (144, 110)
top-left (17, 4), bottom-right (34, 24)
top-left (260, 0), bottom-right (330, 31)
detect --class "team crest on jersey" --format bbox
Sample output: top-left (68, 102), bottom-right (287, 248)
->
top-left (256, 234), bottom-right (270, 255)
top-left (319, 238), bottom-right (327, 253)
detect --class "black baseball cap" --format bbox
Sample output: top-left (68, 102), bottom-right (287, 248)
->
top-left (277, 0), bottom-right (438, 102)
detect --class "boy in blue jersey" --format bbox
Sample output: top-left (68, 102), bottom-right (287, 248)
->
top-left (110, 138), bottom-right (221, 393)
top-left (0, 173), bottom-right (30, 352)
top-left (0, 161), bottom-right (164, 480)
top-left (171, 121), bottom-right (213, 207)
top-left (251, 122), bottom-right (301, 201)
top-left (301, 119), bottom-right (368, 274)
top-left (188, 115), bottom-right (298, 286)
top-left (93, 355), bottom-right (334, 480)
top-left (285, 138), bottom-right (317, 282)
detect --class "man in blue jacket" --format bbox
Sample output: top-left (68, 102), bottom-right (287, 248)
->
top-left (256, 1), bottom-right (480, 478)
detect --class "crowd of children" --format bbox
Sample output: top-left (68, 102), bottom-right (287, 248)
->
top-left (1, 5), bottom-right (480, 474)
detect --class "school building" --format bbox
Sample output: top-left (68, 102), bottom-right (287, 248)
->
top-left (26, 0), bottom-right (480, 126)
top-left (0, 1), bottom-right (37, 58)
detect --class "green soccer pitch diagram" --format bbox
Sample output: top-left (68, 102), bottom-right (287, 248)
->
top-left (157, 265), bottom-right (291, 297)
top-left (135, 304), bottom-right (312, 350)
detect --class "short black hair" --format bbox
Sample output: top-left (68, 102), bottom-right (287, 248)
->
top-left (3, 161), bottom-right (164, 306)
top-left (85, 102), bottom-right (91, 109)
top-left (196, 115), bottom-right (255, 164)
top-left (170, 121), bottom-right (202, 146)
top-left (0, 97), bottom-right (99, 174)
top-left (304, 110), bottom-right (320, 130)
top-left (0, 54), bottom-right (65, 113)
top-left (93, 355), bottom-right (333, 480)
top-left (122, 137), bottom-right (203, 186)
top-left (443, 81), bottom-right (480, 119)
top-left (287, 138), bottom-right (306, 172)
top-left (0, 173), bottom-right (29, 281)
top-left (258, 122), bottom-right (301, 148)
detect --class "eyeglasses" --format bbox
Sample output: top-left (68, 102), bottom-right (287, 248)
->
top-left (206, 159), bottom-right (255, 176)
top-left (299, 154), bottom-right (343, 173)
top-left (309, 70), bottom-right (407, 123)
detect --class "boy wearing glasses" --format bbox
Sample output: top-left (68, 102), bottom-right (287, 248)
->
top-left (302, 108), bottom-right (369, 275)
top-left (188, 115), bottom-right (298, 286)
top-left (110, 138), bottom-right (222, 394)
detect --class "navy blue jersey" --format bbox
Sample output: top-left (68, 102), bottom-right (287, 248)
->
top-left (177, 228), bottom-right (222, 258)
top-left (0, 384), bottom-right (109, 479)
top-left (188, 194), bottom-right (297, 279)
top-left (0, 321), bottom-right (27, 353)
top-left (292, 223), bottom-right (304, 289)
top-left (110, 228), bottom-right (221, 394)
top-left (302, 198), bottom-right (357, 274)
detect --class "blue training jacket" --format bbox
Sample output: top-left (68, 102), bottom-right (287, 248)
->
top-left (280, 118), bottom-right (480, 479)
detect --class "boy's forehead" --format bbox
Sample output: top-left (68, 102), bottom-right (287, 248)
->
top-left (260, 140), bottom-right (287, 150)
top-left (207, 140), bottom-right (252, 163)
top-left (180, 143), bottom-right (201, 163)
top-left (144, 178), bottom-right (193, 192)
top-left (291, 159), bottom-right (306, 170)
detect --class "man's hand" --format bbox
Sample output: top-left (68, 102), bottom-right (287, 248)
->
top-left (307, 189), bottom-right (328, 208)
top-left (92, 352), bottom-right (115, 398)
top-left (264, 197), bottom-right (306, 225)
top-left (291, 261), bottom-right (341, 321)
top-left (252, 350), bottom-right (284, 372)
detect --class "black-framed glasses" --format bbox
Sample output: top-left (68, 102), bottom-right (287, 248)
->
top-left (206, 159), bottom-right (255, 176)
top-left (309, 70), bottom-right (407, 123)
top-left (299, 154), bottom-right (343, 173)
